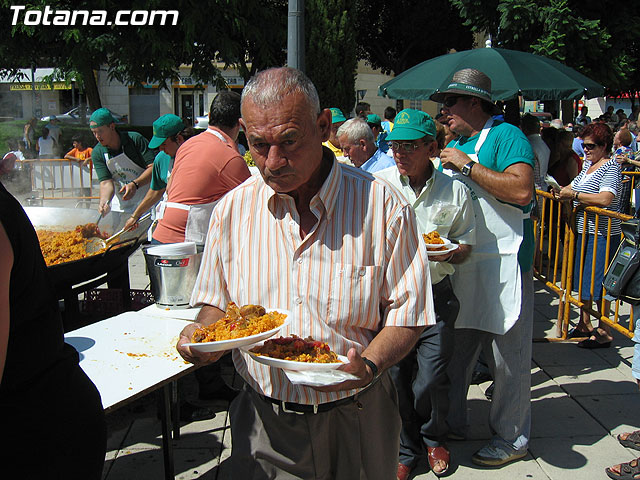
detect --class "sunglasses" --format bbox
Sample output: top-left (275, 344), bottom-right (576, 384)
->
top-left (443, 96), bottom-right (463, 108)
top-left (582, 142), bottom-right (602, 151)
top-left (391, 141), bottom-right (422, 153)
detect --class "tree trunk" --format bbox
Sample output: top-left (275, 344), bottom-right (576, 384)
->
top-left (503, 98), bottom-right (520, 126)
top-left (560, 100), bottom-right (573, 125)
top-left (77, 63), bottom-right (102, 111)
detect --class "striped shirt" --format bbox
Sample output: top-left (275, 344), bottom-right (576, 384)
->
top-left (571, 158), bottom-right (622, 236)
top-left (191, 152), bottom-right (434, 405)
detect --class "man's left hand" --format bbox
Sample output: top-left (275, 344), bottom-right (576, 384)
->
top-left (312, 347), bottom-right (374, 393)
top-left (440, 147), bottom-right (472, 172)
top-left (120, 182), bottom-right (137, 200)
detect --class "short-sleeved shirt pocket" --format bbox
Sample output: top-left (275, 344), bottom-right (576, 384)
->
top-left (327, 264), bottom-right (383, 329)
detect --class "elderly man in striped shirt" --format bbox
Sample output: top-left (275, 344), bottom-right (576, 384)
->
top-left (177, 67), bottom-right (434, 479)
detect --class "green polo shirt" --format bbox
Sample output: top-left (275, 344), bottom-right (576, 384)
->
top-left (449, 120), bottom-right (535, 272)
top-left (91, 131), bottom-right (155, 182)
top-left (150, 151), bottom-right (173, 191)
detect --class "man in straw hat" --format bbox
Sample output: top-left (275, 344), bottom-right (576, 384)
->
top-left (432, 68), bottom-right (536, 467)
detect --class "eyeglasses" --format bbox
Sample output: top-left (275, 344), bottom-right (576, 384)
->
top-left (391, 141), bottom-right (422, 153)
top-left (443, 96), bottom-right (463, 108)
top-left (582, 142), bottom-right (602, 151)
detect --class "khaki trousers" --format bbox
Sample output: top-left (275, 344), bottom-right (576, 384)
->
top-left (229, 372), bottom-right (401, 479)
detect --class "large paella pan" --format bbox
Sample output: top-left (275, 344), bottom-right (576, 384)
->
top-left (24, 207), bottom-right (152, 291)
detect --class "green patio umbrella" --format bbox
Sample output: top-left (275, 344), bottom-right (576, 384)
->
top-left (378, 47), bottom-right (605, 101)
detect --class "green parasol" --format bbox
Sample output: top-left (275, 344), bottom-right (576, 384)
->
top-left (378, 47), bottom-right (605, 101)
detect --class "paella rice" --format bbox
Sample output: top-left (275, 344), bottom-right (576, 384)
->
top-left (191, 302), bottom-right (286, 343)
top-left (249, 335), bottom-right (341, 363)
top-left (422, 230), bottom-right (447, 251)
top-left (37, 223), bottom-right (107, 266)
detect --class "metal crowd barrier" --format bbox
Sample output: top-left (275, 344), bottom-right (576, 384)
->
top-left (18, 158), bottom-right (98, 205)
top-left (533, 189), bottom-right (635, 341)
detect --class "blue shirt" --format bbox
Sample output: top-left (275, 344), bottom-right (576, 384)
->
top-left (572, 137), bottom-right (585, 158)
top-left (376, 131), bottom-right (390, 153)
top-left (360, 149), bottom-right (395, 173)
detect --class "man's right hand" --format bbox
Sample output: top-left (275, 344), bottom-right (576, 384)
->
top-left (98, 202), bottom-right (111, 215)
top-left (123, 216), bottom-right (138, 232)
top-left (176, 322), bottom-right (227, 365)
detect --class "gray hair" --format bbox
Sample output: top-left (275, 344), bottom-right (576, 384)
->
top-left (336, 118), bottom-right (374, 144)
top-left (241, 67), bottom-right (321, 119)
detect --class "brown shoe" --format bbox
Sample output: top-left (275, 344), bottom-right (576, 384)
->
top-left (397, 463), bottom-right (412, 480)
top-left (427, 446), bottom-right (450, 477)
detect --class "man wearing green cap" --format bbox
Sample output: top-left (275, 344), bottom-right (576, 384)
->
top-left (375, 109), bottom-right (475, 479)
top-left (323, 107), bottom-right (347, 161)
top-left (123, 114), bottom-right (197, 232)
top-left (366, 113), bottom-right (390, 154)
top-left (432, 68), bottom-right (535, 467)
top-left (89, 107), bottom-right (155, 220)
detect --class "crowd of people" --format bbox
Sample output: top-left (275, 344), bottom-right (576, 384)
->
top-left (3, 64), bottom-right (640, 479)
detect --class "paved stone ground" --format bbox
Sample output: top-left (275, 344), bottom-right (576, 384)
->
top-left (94, 251), bottom-right (640, 479)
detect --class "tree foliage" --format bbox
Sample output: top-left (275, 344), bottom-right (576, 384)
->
top-left (353, 0), bottom-right (474, 76)
top-left (305, 0), bottom-right (358, 115)
top-left (452, 0), bottom-right (640, 97)
top-left (0, 0), bottom-right (287, 109)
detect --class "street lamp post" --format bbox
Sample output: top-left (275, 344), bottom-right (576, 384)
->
top-left (287, 0), bottom-right (305, 72)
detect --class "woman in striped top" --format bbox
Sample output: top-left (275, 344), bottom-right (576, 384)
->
top-left (556, 123), bottom-right (621, 348)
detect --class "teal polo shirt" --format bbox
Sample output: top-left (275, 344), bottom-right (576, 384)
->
top-left (150, 151), bottom-right (173, 191)
top-left (448, 120), bottom-right (536, 272)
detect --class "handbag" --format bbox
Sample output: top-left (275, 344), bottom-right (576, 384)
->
top-left (603, 218), bottom-right (640, 303)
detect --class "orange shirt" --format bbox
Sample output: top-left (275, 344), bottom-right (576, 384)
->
top-left (152, 127), bottom-right (250, 243)
top-left (65, 146), bottom-right (93, 161)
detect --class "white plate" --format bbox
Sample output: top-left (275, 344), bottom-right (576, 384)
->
top-left (183, 309), bottom-right (290, 353)
top-left (423, 236), bottom-right (452, 250)
top-left (243, 344), bottom-right (348, 371)
top-left (426, 243), bottom-right (458, 257)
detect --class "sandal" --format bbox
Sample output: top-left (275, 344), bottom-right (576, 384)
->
top-left (427, 446), bottom-right (450, 477)
top-left (606, 457), bottom-right (640, 479)
top-left (567, 327), bottom-right (591, 339)
top-left (619, 431), bottom-right (640, 452)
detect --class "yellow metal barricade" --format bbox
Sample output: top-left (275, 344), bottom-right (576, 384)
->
top-left (562, 205), bottom-right (634, 339)
top-left (532, 190), bottom-right (571, 337)
top-left (534, 188), bottom-right (635, 340)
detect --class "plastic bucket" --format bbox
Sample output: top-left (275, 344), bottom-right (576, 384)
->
top-left (143, 246), bottom-right (203, 309)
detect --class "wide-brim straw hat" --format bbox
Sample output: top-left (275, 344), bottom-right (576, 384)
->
top-left (430, 68), bottom-right (494, 103)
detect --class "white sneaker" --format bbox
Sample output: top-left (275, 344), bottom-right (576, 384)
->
top-left (471, 443), bottom-right (527, 467)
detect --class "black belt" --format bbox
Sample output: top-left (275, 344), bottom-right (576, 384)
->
top-left (254, 390), bottom-right (359, 415)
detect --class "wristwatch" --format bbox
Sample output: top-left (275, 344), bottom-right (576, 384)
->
top-left (362, 357), bottom-right (380, 384)
top-left (461, 161), bottom-right (475, 177)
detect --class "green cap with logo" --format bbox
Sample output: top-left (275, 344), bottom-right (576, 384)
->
top-left (329, 107), bottom-right (347, 124)
top-left (386, 109), bottom-right (436, 141)
top-left (89, 108), bottom-right (115, 128)
top-left (366, 113), bottom-right (382, 126)
top-left (149, 114), bottom-right (185, 149)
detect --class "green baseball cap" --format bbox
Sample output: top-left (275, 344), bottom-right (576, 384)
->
top-left (386, 109), bottom-right (436, 141)
top-left (330, 107), bottom-right (346, 124)
top-left (149, 114), bottom-right (185, 149)
top-left (89, 108), bottom-right (115, 128)
top-left (366, 113), bottom-right (382, 126)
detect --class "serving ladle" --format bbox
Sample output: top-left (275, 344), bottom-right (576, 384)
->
top-left (85, 212), bottom-right (151, 254)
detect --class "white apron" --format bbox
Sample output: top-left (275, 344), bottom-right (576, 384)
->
top-left (105, 151), bottom-right (150, 214)
top-left (449, 119), bottom-right (527, 335)
top-left (156, 128), bottom-right (226, 244)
